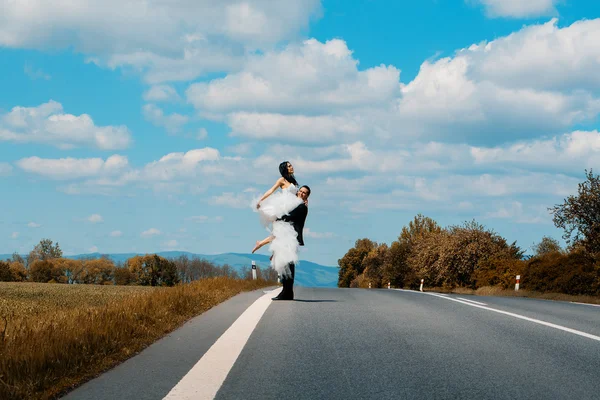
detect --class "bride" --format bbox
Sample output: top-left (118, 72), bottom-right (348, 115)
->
top-left (252, 161), bottom-right (303, 277)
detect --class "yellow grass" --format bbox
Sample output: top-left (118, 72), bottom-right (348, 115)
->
top-left (0, 278), bottom-right (275, 400)
top-left (0, 282), bottom-right (156, 319)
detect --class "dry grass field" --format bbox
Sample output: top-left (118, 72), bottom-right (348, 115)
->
top-left (0, 282), bottom-right (156, 319)
top-left (0, 278), bottom-right (275, 400)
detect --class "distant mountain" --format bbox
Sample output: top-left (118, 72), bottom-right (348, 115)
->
top-left (1, 251), bottom-right (339, 288)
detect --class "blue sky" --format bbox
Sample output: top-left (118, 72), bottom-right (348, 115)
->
top-left (1, 0), bottom-right (600, 266)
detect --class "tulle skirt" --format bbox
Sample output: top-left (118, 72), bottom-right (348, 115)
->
top-left (268, 220), bottom-right (299, 278)
top-left (252, 189), bottom-right (303, 230)
top-left (252, 187), bottom-right (303, 277)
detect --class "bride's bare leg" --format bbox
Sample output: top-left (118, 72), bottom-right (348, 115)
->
top-left (252, 235), bottom-right (274, 253)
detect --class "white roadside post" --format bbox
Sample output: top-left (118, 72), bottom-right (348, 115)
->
top-left (515, 275), bottom-right (520, 291)
top-left (388, 282), bottom-right (391, 289)
top-left (369, 282), bottom-right (371, 289)
top-left (420, 279), bottom-right (424, 292)
top-left (251, 261), bottom-right (257, 280)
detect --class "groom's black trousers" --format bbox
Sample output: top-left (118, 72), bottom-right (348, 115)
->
top-left (281, 262), bottom-right (295, 298)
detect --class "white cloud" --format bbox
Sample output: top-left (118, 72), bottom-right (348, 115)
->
top-left (186, 215), bottom-right (223, 223)
top-left (104, 46), bottom-right (242, 85)
top-left (185, 19), bottom-right (600, 146)
top-left (141, 228), bottom-right (161, 237)
top-left (285, 131), bottom-right (599, 178)
top-left (142, 104), bottom-right (189, 134)
top-left (164, 239), bottom-right (178, 248)
top-left (340, 172), bottom-right (579, 214)
top-left (262, 141), bottom-right (403, 174)
top-left (89, 246), bottom-right (99, 253)
top-left (413, 173), bottom-right (578, 199)
top-left (110, 230), bottom-right (123, 237)
top-left (305, 228), bottom-right (335, 239)
top-left (197, 128), bottom-right (208, 140)
top-left (87, 214), bottom-right (103, 223)
top-left (11, 232), bottom-right (19, 239)
top-left (483, 201), bottom-right (552, 224)
top-left (0, 1), bottom-right (322, 83)
top-left (186, 39), bottom-right (401, 115)
top-left (28, 222), bottom-right (41, 228)
top-left (225, 3), bottom-right (269, 39)
top-left (228, 112), bottom-right (363, 143)
top-left (57, 182), bottom-right (132, 196)
top-left (227, 142), bottom-right (253, 155)
top-left (465, 19), bottom-right (600, 92)
top-left (472, 0), bottom-right (558, 18)
top-left (0, 101), bottom-right (132, 149)
top-left (11, 126), bottom-right (592, 234)
top-left (17, 147), bottom-right (244, 195)
top-left (15, 126), bottom-right (595, 209)
top-left (187, 216), bottom-right (209, 223)
top-left (396, 56), bottom-right (600, 144)
top-left (37, 142), bottom-right (403, 194)
top-left (16, 154), bottom-right (129, 180)
top-left (24, 63), bottom-right (51, 80)
top-left (142, 85), bottom-right (180, 102)
top-left (300, 149), bottom-right (581, 218)
top-left (210, 192), bottom-right (253, 209)
top-left (0, 162), bottom-right (12, 176)
top-left (387, 19), bottom-right (600, 144)
top-left (140, 147), bottom-right (221, 181)
top-left (471, 130), bottom-right (600, 172)
top-left (486, 202), bottom-right (523, 219)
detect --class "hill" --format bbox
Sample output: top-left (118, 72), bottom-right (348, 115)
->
top-left (0, 252), bottom-right (339, 288)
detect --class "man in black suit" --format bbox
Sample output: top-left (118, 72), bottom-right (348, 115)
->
top-left (272, 185), bottom-right (310, 301)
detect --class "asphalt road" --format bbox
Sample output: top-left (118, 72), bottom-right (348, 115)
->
top-left (62, 287), bottom-right (600, 400)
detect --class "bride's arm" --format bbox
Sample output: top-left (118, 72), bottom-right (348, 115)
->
top-left (257, 177), bottom-right (284, 206)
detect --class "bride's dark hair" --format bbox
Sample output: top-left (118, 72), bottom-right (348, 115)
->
top-left (279, 161), bottom-right (298, 186)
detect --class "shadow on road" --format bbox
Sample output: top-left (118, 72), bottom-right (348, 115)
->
top-left (292, 299), bottom-right (338, 303)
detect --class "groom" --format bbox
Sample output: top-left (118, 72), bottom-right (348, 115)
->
top-left (272, 185), bottom-right (311, 301)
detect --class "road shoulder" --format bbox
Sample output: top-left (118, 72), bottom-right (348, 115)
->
top-left (61, 286), bottom-right (277, 400)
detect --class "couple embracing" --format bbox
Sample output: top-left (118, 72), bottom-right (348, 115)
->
top-left (252, 161), bottom-right (311, 301)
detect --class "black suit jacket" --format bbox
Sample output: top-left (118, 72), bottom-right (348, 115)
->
top-left (279, 203), bottom-right (308, 246)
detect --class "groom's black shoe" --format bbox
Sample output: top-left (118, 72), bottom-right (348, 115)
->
top-left (272, 291), bottom-right (293, 301)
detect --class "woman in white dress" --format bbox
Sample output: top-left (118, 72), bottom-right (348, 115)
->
top-left (251, 161), bottom-right (304, 277)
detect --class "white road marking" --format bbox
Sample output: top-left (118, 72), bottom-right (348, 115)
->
top-left (457, 297), bottom-right (487, 306)
top-left (163, 288), bottom-right (279, 400)
top-left (395, 289), bottom-right (600, 343)
top-left (570, 301), bottom-right (600, 308)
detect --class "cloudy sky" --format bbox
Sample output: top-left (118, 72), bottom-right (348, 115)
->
top-left (1, 0), bottom-right (599, 265)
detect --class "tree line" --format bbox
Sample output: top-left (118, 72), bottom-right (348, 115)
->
top-left (0, 241), bottom-right (277, 286)
top-left (338, 169), bottom-right (600, 296)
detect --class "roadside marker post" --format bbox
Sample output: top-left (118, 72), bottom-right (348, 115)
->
top-left (515, 275), bottom-right (520, 291)
top-left (388, 282), bottom-right (391, 289)
top-left (420, 279), bottom-right (424, 292)
top-left (369, 282), bottom-right (371, 289)
top-left (251, 261), bottom-right (257, 280)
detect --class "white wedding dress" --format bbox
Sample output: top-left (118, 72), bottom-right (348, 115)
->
top-left (253, 184), bottom-right (303, 277)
